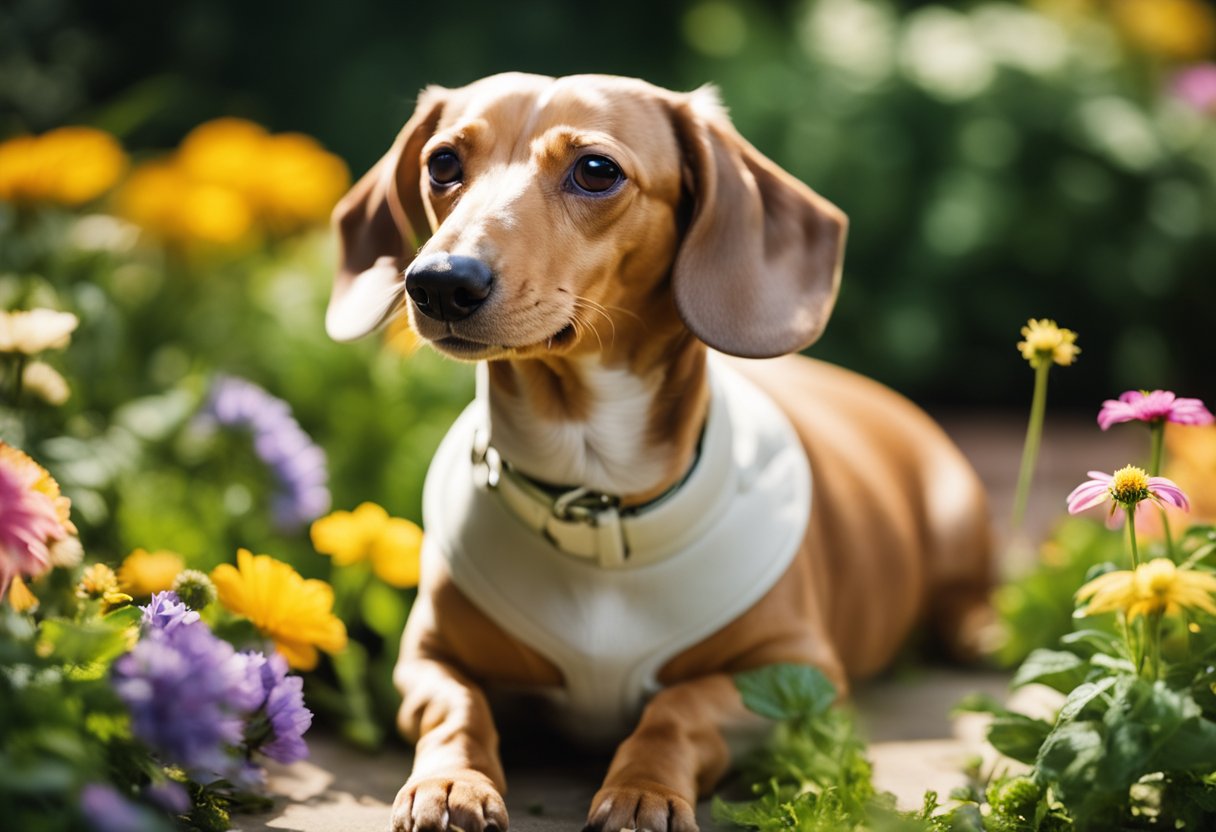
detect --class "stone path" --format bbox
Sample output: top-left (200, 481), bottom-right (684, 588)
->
top-left (236, 412), bottom-right (1138, 831)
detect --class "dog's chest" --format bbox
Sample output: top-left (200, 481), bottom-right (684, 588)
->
top-left (419, 360), bottom-right (812, 741)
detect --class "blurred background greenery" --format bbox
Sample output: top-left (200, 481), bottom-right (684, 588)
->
top-left (3, 0), bottom-right (1214, 408)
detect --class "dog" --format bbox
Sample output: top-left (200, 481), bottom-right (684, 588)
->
top-left (326, 72), bottom-right (993, 832)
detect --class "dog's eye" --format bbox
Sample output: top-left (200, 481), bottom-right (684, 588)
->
top-left (571, 155), bottom-right (623, 194)
top-left (428, 150), bottom-right (463, 187)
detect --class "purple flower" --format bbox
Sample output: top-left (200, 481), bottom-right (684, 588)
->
top-left (1067, 466), bottom-right (1190, 529)
top-left (79, 784), bottom-right (161, 832)
top-left (140, 591), bottom-right (200, 633)
top-left (1171, 63), bottom-right (1216, 114)
top-left (1097, 389), bottom-right (1214, 431)
top-left (111, 621), bottom-right (262, 782)
top-left (242, 651), bottom-right (313, 764)
top-left (144, 780), bottom-right (191, 815)
top-left (198, 375), bottom-right (331, 531)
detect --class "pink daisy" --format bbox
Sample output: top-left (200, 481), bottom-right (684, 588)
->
top-left (0, 462), bottom-right (61, 600)
top-left (1067, 466), bottom-right (1190, 530)
top-left (1097, 390), bottom-right (1214, 431)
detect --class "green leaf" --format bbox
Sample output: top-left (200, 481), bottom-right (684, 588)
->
top-left (986, 713), bottom-right (1053, 764)
top-left (1059, 628), bottom-right (1123, 659)
top-left (360, 579), bottom-right (409, 640)
top-left (1011, 648), bottom-right (1089, 693)
top-left (733, 664), bottom-right (837, 722)
top-left (103, 604), bottom-right (143, 630)
top-left (1057, 677), bottom-right (1116, 723)
top-left (1034, 720), bottom-right (1106, 802)
top-left (37, 617), bottom-right (132, 665)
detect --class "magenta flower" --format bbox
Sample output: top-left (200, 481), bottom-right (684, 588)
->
top-left (1097, 390), bottom-right (1214, 431)
top-left (1067, 466), bottom-right (1190, 529)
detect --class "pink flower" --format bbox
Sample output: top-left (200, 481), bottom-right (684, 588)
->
top-left (1067, 466), bottom-right (1190, 529)
top-left (1097, 390), bottom-right (1214, 431)
top-left (1172, 63), bottom-right (1216, 114)
top-left (0, 462), bottom-right (60, 600)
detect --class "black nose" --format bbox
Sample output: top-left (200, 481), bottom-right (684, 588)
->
top-left (405, 254), bottom-right (494, 322)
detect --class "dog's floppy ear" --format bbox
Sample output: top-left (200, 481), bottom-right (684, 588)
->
top-left (326, 88), bottom-right (446, 342)
top-left (669, 89), bottom-right (847, 359)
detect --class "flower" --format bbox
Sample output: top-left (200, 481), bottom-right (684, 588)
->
top-left (117, 548), bottom-right (185, 597)
top-left (243, 651), bottom-right (313, 764)
top-left (21, 360), bottom-right (71, 405)
top-left (310, 502), bottom-right (424, 588)
top-left (115, 117), bottom-right (348, 245)
top-left (76, 563), bottom-right (133, 607)
top-left (0, 442), bottom-right (75, 599)
top-left (1017, 318), bottom-right (1078, 368)
top-left (0, 309), bottom-right (79, 355)
top-left (1067, 466), bottom-right (1190, 528)
top-left (172, 569), bottom-right (217, 611)
top-left (0, 127), bottom-right (127, 207)
top-left (111, 620), bottom-right (262, 782)
top-left (78, 783), bottom-right (161, 832)
top-left (1172, 63), bottom-right (1216, 114)
top-left (198, 376), bottom-right (331, 531)
top-left (1077, 558), bottom-right (1216, 620)
top-left (141, 591), bottom-right (201, 633)
top-left (7, 575), bottom-right (38, 612)
top-left (1112, 0), bottom-right (1216, 62)
top-left (211, 549), bottom-right (347, 670)
top-left (1098, 389), bottom-right (1214, 431)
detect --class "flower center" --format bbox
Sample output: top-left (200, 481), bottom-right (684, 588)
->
top-left (1134, 559), bottom-right (1176, 600)
top-left (1109, 465), bottom-right (1150, 506)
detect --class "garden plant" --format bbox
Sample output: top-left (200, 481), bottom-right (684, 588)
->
top-left (2, 1), bottom-right (1215, 830)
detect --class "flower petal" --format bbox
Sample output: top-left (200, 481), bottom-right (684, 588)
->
top-left (1148, 477), bottom-right (1190, 511)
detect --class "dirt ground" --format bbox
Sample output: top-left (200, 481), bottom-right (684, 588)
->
top-left (236, 412), bottom-right (1138, 831)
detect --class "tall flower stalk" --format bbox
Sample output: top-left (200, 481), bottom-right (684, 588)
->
top-left (1011, 319), bottom-right (1079, 534)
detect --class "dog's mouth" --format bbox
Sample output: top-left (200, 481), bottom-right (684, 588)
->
top-left (430, 322), bottom-right (578, 361)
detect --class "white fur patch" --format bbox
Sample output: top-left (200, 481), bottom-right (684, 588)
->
top-left (486, 358), bottom-right (670, 496)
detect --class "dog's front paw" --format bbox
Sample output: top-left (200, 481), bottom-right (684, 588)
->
top-left (390, 772), bottom-right (508, 832)
top-left (585, 783), bottom-right (697, 832)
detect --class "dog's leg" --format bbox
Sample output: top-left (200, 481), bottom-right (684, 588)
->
top-left (390, 657), bottom-right (509, 832)
top-left (585, 674), bottom-right (761, 832)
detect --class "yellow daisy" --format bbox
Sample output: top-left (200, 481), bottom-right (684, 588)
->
top-left (76, 563), bottom-right (133, 607)
top-left (117, 548), bottom-right (185, 597)
top-left (211, 549), bottom-right (347, 670)
top-left (1077, 558), bottom-right (1216, 620)
top-left (1017, 318), bottom-right (1079, 368)
top-left (310, 503), bottom-right (423, 589)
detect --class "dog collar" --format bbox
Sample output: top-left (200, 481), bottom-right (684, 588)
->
top-left (470, 370), bottom-right (733, 569)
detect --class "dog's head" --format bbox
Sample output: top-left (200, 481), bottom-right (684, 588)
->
top-left (327, 72), bottom-right (846, 361)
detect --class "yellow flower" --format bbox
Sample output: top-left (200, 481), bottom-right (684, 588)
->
top-left (8, 576), bottom-right (38, 613)
top-left (0, 127), bottom-right (127, 206)
top-left (116, 117), bottom-right (348, 246)
top-left (76, 563), bottom-right (133, 607)
top-left (385, 316), bottom-right (421, 356)
top-left (311, 503), bottom-right (423, 589)
top-left (211, 549), bottom-right (347, 670)
top-left (1017, 318), bottom-right (1079, 368)
top-left (117, 548), bottom-right (185, 597)
top-left (0, 309), bottom-right (79, 356)
top-left (1077, 558), bottom-right (1216, 620)
top-left (1112, 0), bottom-right (1215, 61)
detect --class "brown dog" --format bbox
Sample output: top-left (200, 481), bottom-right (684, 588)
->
top-left (327, 72), bottom-right (992, 832)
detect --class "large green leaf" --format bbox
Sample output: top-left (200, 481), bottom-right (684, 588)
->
top-left (1011, 648), bottom-right (1089, 693)
top-left (987, 713), bottom-right (1053, 765)
top-left (734, 664), bottom-right (837, 723)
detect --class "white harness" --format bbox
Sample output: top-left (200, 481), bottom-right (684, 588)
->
top-left (420, 358), bottom-right (812, 740)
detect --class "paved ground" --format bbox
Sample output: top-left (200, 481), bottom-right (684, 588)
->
top-left (236, 412), bottom-right (1138, 832)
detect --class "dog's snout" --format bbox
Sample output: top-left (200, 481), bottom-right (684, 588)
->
top-left (405, 254), bottom-right (494, 322)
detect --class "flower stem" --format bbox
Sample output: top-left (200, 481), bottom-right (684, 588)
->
top-left (1148, 423), bottom-right (1176, 559)
top-left (1127, 507), bottom-right (1141, 569)
top-left (1148, 612), bottom-right (1163, 682)
top-left (1011, 361), bottom-right (1051, 535)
